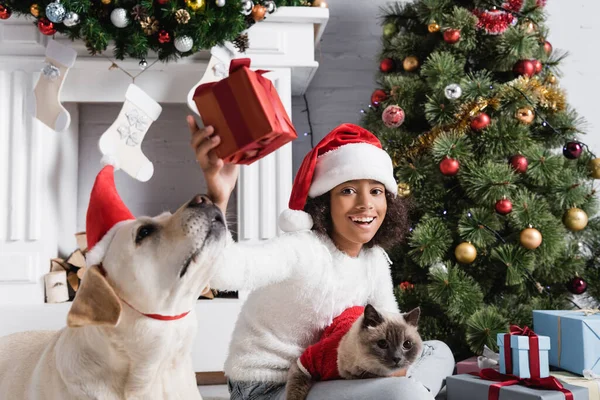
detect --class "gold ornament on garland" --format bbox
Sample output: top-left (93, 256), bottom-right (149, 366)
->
top-left (516, 107), bottom-right (535, 125)
top-left (403, 56), bottom-right (419, 72)
top-left (175, 9), bottom-right (191, 24)
top-left (312, 0), bottom-right (328, 8)
top-left (101, 0), bottom-right (112, 4)
top-left (520, 227), bottom-right (542, 250)
top-left (251, 4), bottom-right (267, 21)
top-left (140, 16), bottom-right (159, 35)
top-left (30, 3), bottom-right (40, 17)
top-left (428, 22), bottom-right (440, 33)
top-left (455, 242), bottom-right (477, 264)
top-left (397, 183), bottom-right (411, 198)
top-left (588, 158), bottom-right (600, 179)
top-left (185, 0), bottom-right (206, 12)
top-left (563, 208), bottom-right (588, 231)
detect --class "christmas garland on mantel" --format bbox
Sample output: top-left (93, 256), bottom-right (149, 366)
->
top-left (0, 0), bottom-right (328, 61)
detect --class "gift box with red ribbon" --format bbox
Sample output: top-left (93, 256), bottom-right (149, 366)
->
top-left (193, 58), bottom-right (297, 165)
top-left (447, 370), bottom-right (588, 400)
top-left (498, 325), bottom-right (551, 379)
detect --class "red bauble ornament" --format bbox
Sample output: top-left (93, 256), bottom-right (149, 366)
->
top-left (382, 105), bottom-right (405, 128)
top-left (158, 30), bottom-right (171, 44)
top-left (510, 154), bottom-right (528, 173)
top-left (513, 60), bottom-right (535, 78)
top-left (38, 18), bottom-right (57, 36)
top-left (0, 4), bottom-right (11, 19)
top-left (471, 112), bottom-right (491, 131)
top-left (532, 60), bottom-right (543, 74)
top-left (380, 58), bottom-right (395, 73)
top-left (563, 141), bottom-right (583, 159)
top-left (440, 157), bottom-right (460, 176)
top-left (568, 276), bottom-right (587, 295)
top-left (443, 29), bottom-right (461, 44)
top-left (156, 0), bottom-right (170, 4)
top-left (371, 89), bottom-right (387, 106)
top-left (495, 198), bottom-right (513, 215)
top-left (543, 41), bottom-right (553, 55)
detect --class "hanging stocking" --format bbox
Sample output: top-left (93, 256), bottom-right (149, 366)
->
top-left (98, 84), bottom-right (162, 182)
top-left (27, 39), bottom-right (77, 132)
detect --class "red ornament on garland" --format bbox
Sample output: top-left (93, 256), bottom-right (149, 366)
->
top-left (156, 0), bottom-right (170, 4)
top-left (399, 281), bottom-right (414, 291)
top-left (510, 154), bottom-right (528, 173)
top-left (513, 60), bottom-right (535, 78)
top-left (473, 9), bottom-right (514, 35)
top-left (543, 41), bottom-right (553, 56)
top-left (495, 198), bottom-right (513, 215)
top-left (158, 30), bottom-right (171, 44)
top-left (563, 141), bottom-right (583, 159)
top-left (380, 58), bottom-right (395, 73)
top-left (382, 105), bottom-right (405, 128)
top-left (371, 89), bottom-right (387, 106)
top-left (440, 157), bottom-right (460, 176)
top-left (568, 276), bottom-right (587, 295)
top-left (38, 18), bottom-right (57, 36)
top-left (0, 4), bottom-right (11, 20)
top-left (471, 112), bottom-right (491, 131)
top-left (532, 60), bottom-right (543, 74)
top-left (443, 29), bottom-right (461, 44)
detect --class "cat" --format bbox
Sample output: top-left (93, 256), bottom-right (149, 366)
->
top-left (285, 304), bottom-right (422, 400)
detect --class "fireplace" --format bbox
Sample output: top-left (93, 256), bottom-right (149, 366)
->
top-left (0, 7), bottom-right (328, 372)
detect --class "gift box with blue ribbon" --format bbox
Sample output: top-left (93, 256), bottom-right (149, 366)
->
top-left (497, 325), bottom-right (551, 379)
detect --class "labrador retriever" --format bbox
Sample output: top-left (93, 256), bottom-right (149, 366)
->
top-left (0, 194), bottom-right (226, 400)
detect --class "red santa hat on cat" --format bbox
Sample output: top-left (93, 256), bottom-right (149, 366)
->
top-left (85, 165), bottom-right (135, 266)
top-left (278, 123), bottom-right (397, 232)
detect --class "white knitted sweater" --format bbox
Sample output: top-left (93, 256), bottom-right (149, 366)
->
top-left (210, 230), bottom-right (399, 383)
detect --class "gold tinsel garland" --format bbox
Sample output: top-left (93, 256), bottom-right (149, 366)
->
top-left (398, 77), bottom-right (566, 164)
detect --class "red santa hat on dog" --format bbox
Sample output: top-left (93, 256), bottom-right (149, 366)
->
top-left (85, 165), bottom-right (135, 266)
top-left (278, 123), bottom-right (397, 232)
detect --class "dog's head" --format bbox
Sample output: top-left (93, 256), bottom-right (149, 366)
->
top-left (68, 194), bottom-right (227, 328)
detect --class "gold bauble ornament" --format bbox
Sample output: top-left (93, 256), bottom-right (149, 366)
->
top-left (185, 0), bottom-right (206, 12)
top-left (30, 3), bottom-right (40, 17)
top-left (589, 158), bottom-right (600, 179)
top-left (397, 182), bottom-right (411, 198)
top-left (403, 56), bottom-right (419, 72)
top-left (252, 4), bottom-right (267, 21)
top-left (101, 0), bottom-right (112, 4)
top-left (563, 208), bottom-right (588, 231)
top-left (455, 242), bottom-right (477, 264)
top-left (312, 0), bottom-right (328, 8)
top-left (546, 74), bottom-right (557, 84)
top-left (428, 22), bottom-right (440, 33)
top-left (516, 107), bottom-right (535, 125)
top-left (520, 227), bottom-right (542, 250)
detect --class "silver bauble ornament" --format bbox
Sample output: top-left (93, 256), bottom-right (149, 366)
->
top-left (241, 0), bottom-right (254, 15)
top-left (46, 1), bottom-right (66, 23)
top-left (265, 0), bottom-right (276, 13)
top-left (444, 83), bottom-right (462, 100)
top-left (139, 59), bottom-right (148, 69)
top-left (110, 8), bottom-right (129, 28)
top-left (174, 35), bottom-right (194, 53)
top-left (63, 11), bottom-right (80, 27)
top-left (215, 0), bottom-right (226, 6)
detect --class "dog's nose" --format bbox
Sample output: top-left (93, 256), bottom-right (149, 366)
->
top-left (189, 194), bottom-right (212, 208)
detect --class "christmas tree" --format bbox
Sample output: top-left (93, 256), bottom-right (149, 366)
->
top-left (361, 0), bottom-right (600, 359)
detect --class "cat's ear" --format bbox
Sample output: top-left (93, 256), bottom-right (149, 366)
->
top-left (362, 304), bottom-right (384, 329)
top-left (403, 307), bottom-right (420, 327)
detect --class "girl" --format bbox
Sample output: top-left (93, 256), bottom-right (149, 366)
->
top-left (189, 117), bottom-right (455, 400)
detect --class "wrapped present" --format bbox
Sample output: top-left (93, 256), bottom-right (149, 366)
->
top-left (447, 370), bottom-right (588, 400)
top-left (193, 58), bottom-right (297, 165)
top-left (498, 325), bottom-right (551, 379)
top-left (457, 346), bottom-right (500, 375)
top-left (533, 310), bottom-right (600, 376)
top-left (552, 370), bottom-right (600, 400)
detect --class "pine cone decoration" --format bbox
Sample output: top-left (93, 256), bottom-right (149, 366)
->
top-left (131, 5), bottom-right (148, 22)
top-left (233, 33), bottom-right (250, 53)
top-left (140, 16), bottom-right (159, 35)
top-left (175, 9), bottom-right (191, 24)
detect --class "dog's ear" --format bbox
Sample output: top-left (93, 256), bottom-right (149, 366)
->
top-left (67, 265), bottom-right (122, 328)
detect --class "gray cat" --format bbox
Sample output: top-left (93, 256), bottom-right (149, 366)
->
top-left (286, 304), bottom-right (422, 400)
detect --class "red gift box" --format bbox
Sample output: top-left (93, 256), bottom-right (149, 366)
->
top-left (193, 58), bottom-right (297, 165)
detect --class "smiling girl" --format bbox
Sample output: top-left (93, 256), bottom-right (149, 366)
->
top-left (189, 119), bottom-right (454, 400)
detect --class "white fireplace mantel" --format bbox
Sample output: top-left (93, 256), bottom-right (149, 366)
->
top-left (0, 7), bottom-right (328, 373)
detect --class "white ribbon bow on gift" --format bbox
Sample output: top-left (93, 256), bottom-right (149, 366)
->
top-left (477, 345), bottom-right (500, 369)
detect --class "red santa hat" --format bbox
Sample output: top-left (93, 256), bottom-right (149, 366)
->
top-left (278, 123), bottom-right (397, 232)
top-left (85, 165), bottom-right (135, 266)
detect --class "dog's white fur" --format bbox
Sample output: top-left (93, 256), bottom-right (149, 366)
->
top-left (0, 196), bottom-right (227, 399)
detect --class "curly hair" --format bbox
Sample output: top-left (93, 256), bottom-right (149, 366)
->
top-left (303, 191), bottom-right (410, 250)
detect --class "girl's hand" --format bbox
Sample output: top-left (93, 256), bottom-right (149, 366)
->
top-left (188, 115), bottom-right (239, 213)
